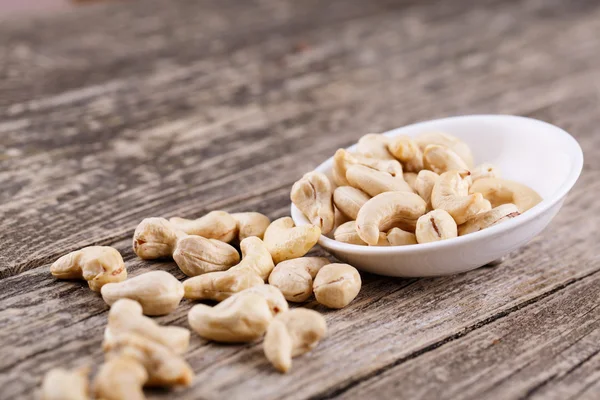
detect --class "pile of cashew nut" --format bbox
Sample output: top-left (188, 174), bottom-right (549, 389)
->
top-left (44, 209), bottom-right (362, 399)
top-left (291, 131), bottom-right (542, 246)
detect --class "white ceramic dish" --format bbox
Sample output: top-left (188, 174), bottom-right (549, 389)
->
top-left (291, 115), bottom-right (583, 277)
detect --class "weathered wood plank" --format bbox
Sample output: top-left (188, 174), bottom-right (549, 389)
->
top-left (1, 0), bottom-right (599, 279)
top-left (338, 273), bottom-right (600, 400)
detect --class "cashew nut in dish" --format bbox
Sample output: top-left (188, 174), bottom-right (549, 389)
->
top-left (333, 186), bottom-right (370, 220)
top-left (333, 221), bottom-right (389, 246)
top-left (50, 246), bottom-right (126, 292)
top-left (103, 333), bottom-right (194, 387)
top-left (132, 217), bottom-right (180, 260)
top-left (263, 217), bottom-right (321, 264)
top-left (169, 210), bottom-right (237, 242)
top-left (387, 227), bottom-right (418, 245)
top-left (346, 164), bottom-right (413, 197)
top-left (458, 203), bottom-right (520, 236)
top-left (470, 177), bottom-right (542, 213)
top-left (356, 191), bottom-right (427, 245)
top-left (422, 144), bottom-right (469, 174)
top-left (172, 235), bottom-right (240, 277)
top-left (291, 171), bottom-right (335, 234)
top-left (332, 148), bottom-right (403, 186)
top-left (101, 271), bottom-right (183, 316)
top-left (230, 212), bottom-right (271, 241)
top-left (183, 269), bottom-right (264, 302)
top-left (313, 263), bottom-right (361, 308)
top-left (263, 309), bottom-right (327, 373)
top-left (414, 131), bottom-right (474, 168)
top-left (415, 209), bottom-right (458, 243)
top-left (41, 367), bottom-right (90, 400)
top-left (414, 170), bottom-right (439, 210)
top-left (403, 172), bottom-right (418, 190)
top-left (188, 292), bottom-right (274, 343)
top-left (471, 163), bottom-right (500, 182)
top-left (355, 133), bottom-right (395, 160)
top-left (431, 170), bottom-right (492, 225)
top-left (93, 356), bottom-right (147, 400)
top-left (105, 299), bottom-right (190, 355)
top-left (268, 257), bottom-right (330, 302)
top-left (183, 237), bottom-right (272, 301)
top-left (387, 135), bottom-right (424, 172)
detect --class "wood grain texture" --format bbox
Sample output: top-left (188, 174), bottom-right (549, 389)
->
top-left (0, 0), bottom-right (599, 399)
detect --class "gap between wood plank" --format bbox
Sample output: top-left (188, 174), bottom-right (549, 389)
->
top-left (311, 268), bottom-right (600, 400)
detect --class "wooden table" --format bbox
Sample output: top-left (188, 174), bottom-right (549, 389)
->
top-left (1, 0), bottom-right (599, 399)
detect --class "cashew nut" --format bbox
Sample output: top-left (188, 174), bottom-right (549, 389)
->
top-left (183, 269), bottom-right (264, 302)
top-left (415, 209), bottom-right (458, 243)
top-left (263, 217), bottom-right (321, 264)
top-left (470, 177), bottom-right (542, 213)
top-left (101, 271), bottom-right (183, 316)
top-left (356, 191), bottom-right (427, 245)
top-left (244, 284), bottom-right (290, 315)
top-left (169, 210), bottom-right (237, 242)
top-left (333, 186), bottom-right (370, 220)
top-left (103, 333), bottom-right (194, 387)
top-left (268, 257), bottom-right (330, 302)
top-left (387, 227), bottom-right (418, 246)
top-left (263, 309), bottom-right (327, 373)
top-left (333, 221), bottom-right (389, 246)
top-left (50, 246), bottom-right (126, 292)
top-left (188, 292), bottom-right (273, 343)
top-left (414, 170), bottom-right (439, 210)
top-left (355, 133), bottom-right (395, 160)
top-left (403, 172), bottom-right (418, 190)
top-left (423, 144), bottom-right (469, 174)
top-left (183, 236), bottom-right (273, 301)
top-left (458, 203), bottom-right (520, 236)
top-left (290, 171), bottom-right (335, 234)
top-left (332, 148), bottom-right (403, 186)
top-left (172, 235), bottom-right (240, 277)
top-left (431, 170), bottom-right (492, 225)
top-left (104, 299), bottom-right (190, 355)
top-left (313, 263), bottom-right (361, 308)
top-left (132, 217), bottom-right (180, 260)
top-left (346, 164), bottom-right (413, 197)
top-left (471, 163), bottom-right (500, 182)
top-left (387, 135), bottom-right (424, 172)
top-left (414, 131), bottom-right (474, 168)
top-left (93, 356), bottom-right (147, 400)
top-left (41, 367), bottom-right (90, 400)
top-left (230, 212), bottom-right (271, 241)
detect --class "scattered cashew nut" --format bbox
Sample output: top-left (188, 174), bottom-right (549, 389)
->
top-left (415, 209), bottom-right (458, 243)
top-left (169, 210), bottom-right (238, 242)
top-left (291, 171), bottom-right (335, 234)
top-left (333, 186), bottom-right (370, 220)
top-left (173, 235), bottom-right (240, 277)
top-left (346, 164), bottom-right (413, 197)
top-left (41, 367), bottom-right (90, 400)
top-left (104, 299), bottom-right (190, 355)
top-left (470, 177), bottom-right (542, 213)
top-left (268, 257), bottom-right (330, 302)
top-left (431, 170), bottom-right (492, 225)
top-left (356, 191), bottom-right (427, 245)
top-left (458, 203), bottom-right (520, 236)
top-left (101, 271), bottom-right (183, 316)
top-left (50, 246), bottom-right (126, 292)
top-left (132, 217), bottom-right (180, 260)
top-left (93, 356), bottom-right (147, 400)
top-left (263, 217), bottom-right (321, 264)
top-left (387, 135), bottom-right (424, 172)
top-left (263, 309), bottom-right (327, 373)
top-left (313, 263), bottom-right (361, 309)
top-left (230, 212), bottom-right (271, 241)
top-left (183, 269), bottom-right (264, 302)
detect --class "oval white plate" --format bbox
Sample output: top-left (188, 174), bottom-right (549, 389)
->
top-left (291, 115), bottom-right (583, 277)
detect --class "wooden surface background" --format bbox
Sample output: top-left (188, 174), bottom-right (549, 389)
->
top-left (1, 0), bottom-right (599, 399)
